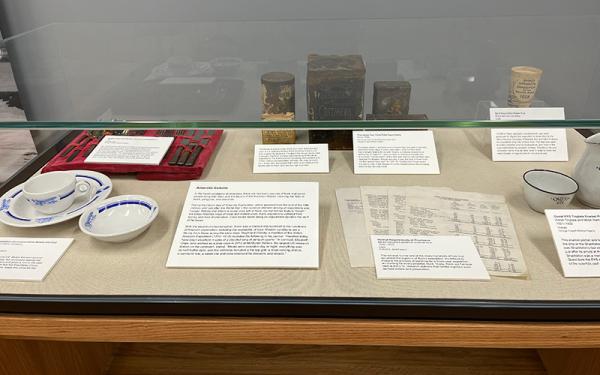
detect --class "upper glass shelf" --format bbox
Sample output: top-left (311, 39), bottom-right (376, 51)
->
top-left (1, 120), bottom-right (600, 130)
top-left (1, 12), bottom-right (599, 123)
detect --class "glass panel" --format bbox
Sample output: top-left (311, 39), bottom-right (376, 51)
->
top-left (0, 120), bottom-right (599, 129)
top-left (1, 17), bottom-right (599, 122)
top-left (0, 124), bottom-right (598, 319)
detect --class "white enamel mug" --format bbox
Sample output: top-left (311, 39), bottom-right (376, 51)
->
top-left (523, 169), bottom-right (579, 213)
top-left (23, 171), bottom-right (92, 214)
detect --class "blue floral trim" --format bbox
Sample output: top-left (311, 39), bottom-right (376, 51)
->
top-left (35, 217), bottom-right (55, 224)
top-left (84, 212), bottom-right (96, 229)
top-left (0, 199), bottom-right (10, 211)
top-left (26, 189), bottom-right (75, 207)
top-left (27, 196), bottom-right (59, 207)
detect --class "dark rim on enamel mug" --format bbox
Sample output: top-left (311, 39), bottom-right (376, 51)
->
top-left (522, 169), bottom-right (579, 196)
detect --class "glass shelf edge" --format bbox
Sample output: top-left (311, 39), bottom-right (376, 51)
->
top-left (0, 120), bottom-right (599, 129)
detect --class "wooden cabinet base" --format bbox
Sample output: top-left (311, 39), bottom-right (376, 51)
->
top-left (0, 339), bottom-right (115, 375)
top-left (108, 344), bottom-right (548, 375)
top-left (2, 342), bottom-right (600, 375)
top-left (538, 348), bottom-right (600, 375)
top-left (1, 315), bottom-right (600, 374)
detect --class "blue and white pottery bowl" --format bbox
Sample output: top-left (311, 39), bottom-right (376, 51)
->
top-left (79, 195), bottom-right (159, 242)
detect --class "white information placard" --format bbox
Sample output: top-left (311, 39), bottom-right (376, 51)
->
top-left (490, 107), bottom-right (567, 162)
top-left (352, 131), bottom-right (440, 174)
top-left (490, 107), bottom-right (565, 121)
top-left (546, 210), bottom-right (600, 277)
top-left (0, 237), bottom-right (73, 281)
top-left (491, 128), bottom-right (568, 161)
top-left (370, 235), bottom-right (490, 280)
top-left (85, 136), bottom-right (174, 165)
top-left (253, 144), bottom-right (329, 174)
top-left (167, 182), bottom-right (319, 268)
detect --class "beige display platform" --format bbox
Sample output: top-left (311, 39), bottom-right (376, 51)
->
top-left (0, 128), bottom-right (593, 301)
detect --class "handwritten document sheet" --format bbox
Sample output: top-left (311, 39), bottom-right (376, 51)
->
top-left (387, 188), bottom-right (527, 277)
top-left (336, 185), bottom-right (527, 277)
top-left (360, 186), bottom-right (391, 235)
top-left (547, 210), bottom-right (600, 277)
top-left (371, 235), bottom-right (490, 280)
top-left (335, 188), bottom-right (374, 267)
top-left (167, 182), bottom-right (319, 268)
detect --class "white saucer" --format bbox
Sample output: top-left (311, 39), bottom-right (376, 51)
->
top-left (0, 170), bottom-right (112, 228)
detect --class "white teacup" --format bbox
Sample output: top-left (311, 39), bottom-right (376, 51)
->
top-left (523, 169), bottom-right (579, 213)
top-left (23, 171), bottom-right (92, 214)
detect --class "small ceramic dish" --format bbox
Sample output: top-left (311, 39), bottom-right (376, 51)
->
top-left (523, 169), bottom-right (579, 213)
top-left (79, 195), bottom-right (159, 242)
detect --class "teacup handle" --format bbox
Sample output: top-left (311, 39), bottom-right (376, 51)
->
top-left (74, 181), bottom-right (93, 201)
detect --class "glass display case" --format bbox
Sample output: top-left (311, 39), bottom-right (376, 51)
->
top-left (1, 0), bottom-right (600, 322)
top-left (0, 121), bottom-right (599, 320)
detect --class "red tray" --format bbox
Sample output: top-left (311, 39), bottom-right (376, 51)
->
top-left (42, 129), bottom-right (222, 180)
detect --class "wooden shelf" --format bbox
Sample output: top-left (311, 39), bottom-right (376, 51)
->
top-left (2, 314), bottom-right (600, 348)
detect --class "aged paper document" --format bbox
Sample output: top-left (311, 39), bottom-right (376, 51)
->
top-left (388, 187), bottom-right (527, 277)
top-left (335, 188), bottom-right (374, 267)
top-left (360, 186), bottom-right (390, 235)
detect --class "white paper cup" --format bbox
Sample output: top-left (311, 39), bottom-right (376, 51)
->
top-left (523, 169), bottom-right (578, 213)
top-left (508, 66), bottom-right (543, 108)
top-left (23, 171), bottom-right (92, 214)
